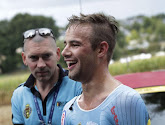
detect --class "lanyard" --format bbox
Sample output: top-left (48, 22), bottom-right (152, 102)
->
top-left (33, 84), bottom-right (60, 125)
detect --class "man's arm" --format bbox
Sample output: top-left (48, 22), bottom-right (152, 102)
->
top-left (11, 90), bottom-right (24, 125)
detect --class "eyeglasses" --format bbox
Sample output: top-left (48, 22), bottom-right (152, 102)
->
top-left (23, 28), bottom-right (55, 39)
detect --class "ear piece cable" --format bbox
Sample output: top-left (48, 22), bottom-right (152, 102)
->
top-left (69, 96), bottom-right (78, 111)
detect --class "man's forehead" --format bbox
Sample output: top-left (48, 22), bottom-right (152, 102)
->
top-left (24, 38), bottom-right (56, 52)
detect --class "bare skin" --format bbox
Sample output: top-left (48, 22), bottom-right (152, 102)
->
top-left (22, 35), bottom-right (60, 100)
top-left (62, 24), bottom-right (121, 110)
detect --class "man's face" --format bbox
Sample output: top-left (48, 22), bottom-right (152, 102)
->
top-left (62, 25), bottom-right (98, 83)
top-left (22, 38), bottom-right (60, 82)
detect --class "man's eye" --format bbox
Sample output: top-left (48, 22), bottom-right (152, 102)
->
top-left (30, 56), bottom-right (38, 61)
top-left (43, 54), bottom-right (51, 59)
top-left (63, 42), bottom-right (67, 47)
top-left (72, 44), bottom-right (80, 47)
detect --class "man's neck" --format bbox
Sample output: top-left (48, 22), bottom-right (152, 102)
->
top-left (79, 71), bottom-right (120, 110)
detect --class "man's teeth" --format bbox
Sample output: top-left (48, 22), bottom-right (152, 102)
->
top-left (67, 61), bottom-right (77, 67)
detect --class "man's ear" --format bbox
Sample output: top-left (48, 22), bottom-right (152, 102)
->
top-left (56, 47), bottom-right (61, 61)
top-left (97, 41), bottom-right (109, 58)
top-left (22, 52), bottom-right (27, 66)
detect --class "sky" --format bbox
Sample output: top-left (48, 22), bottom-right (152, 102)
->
top-left (0, 0), bottom-right (165, 27)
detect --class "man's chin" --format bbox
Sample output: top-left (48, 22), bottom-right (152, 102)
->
top-left (68, 73), bottom-right (74, 80)
top-left (68, 72), bottom-right (80, 81)
top-left (36, 76), bottom-right (49, 82)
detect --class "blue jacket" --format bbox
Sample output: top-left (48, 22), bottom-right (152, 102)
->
top-left (11, 64), bottom-right (82, 125)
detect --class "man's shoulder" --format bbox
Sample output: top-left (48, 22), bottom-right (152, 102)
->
top-left (13, 82), bottom-right (28, 94)
top-left (106, 84), bottom-right (143, 105)
top-left (118, 84), bottom-right (140, 95)
top-left (115, 84), bottom-right (145, 105)
top-left (11, 82), bottom-right (30, 103)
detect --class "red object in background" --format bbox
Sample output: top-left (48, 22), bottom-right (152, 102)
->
top-left (114, 71), bottom-right (165, 89)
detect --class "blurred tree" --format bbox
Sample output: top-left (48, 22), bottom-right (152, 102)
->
top-left (116, 29), bottom-right (127, 47)
top-left (0, 13), bottom-right (60, 73)
top-left (130, 21), bottom-right (142, 32)
top-left (143, 17), bottom-right (152, 29)
top-left (154, 13), bottom-right (165, 19)
top-left (126, 29), bottom-right (139, 42)
top-left (56, 40), bottom-right (67, 68)
top-left (113, 29), bottom-right (127, 60)
top-left (0, 20), bottom-right (9, 54)
top-left (154, 20), bottom-right (165, 42)
top-left (113, 44), bottom-right (123, 60)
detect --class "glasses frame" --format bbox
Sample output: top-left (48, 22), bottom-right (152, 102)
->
top-left (23, 28), bottom-right (55, 40)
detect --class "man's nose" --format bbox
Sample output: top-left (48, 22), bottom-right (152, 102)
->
top-left (37, 58), bottom-right (46, 68)
top-left (62, 45), bottom-right (71, 57)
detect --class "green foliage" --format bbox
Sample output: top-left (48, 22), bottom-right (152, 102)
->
top-left (127, 30), bottom-right (139, 41)
top-left (56, 40), bottom-right (67, 68)
top-left (116, 27), bottom-right (127, 47)
top-left (131, 21), bottom-right (141, 32)
top-left (147, 43), bottom-right (161, 53)
top-left (113, 44), bottom-right (124, 60)
top-left (0, 72), bottom-right (30, 105)
top-left (0, 13), bottom-right (60, 73)
top-left (113, 28), bottom-right (127, 60)
top-left (154, 20), bottom-right (165, 41)
top-left (109, 56), bottom-right (165, 76)
top-left (124, 13), bottom-right (165, 44)
top-left (1, 55), bottom-right (20, 73)
top-left (109, 62), bottom-right (129, 75)
top-left (114, 13), bottom-right (165, 60)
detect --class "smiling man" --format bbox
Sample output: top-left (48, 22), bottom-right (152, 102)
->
top-left (11, 28), bottom-right (82, 125)
top-left (61, 13), bottom-right (150, 125)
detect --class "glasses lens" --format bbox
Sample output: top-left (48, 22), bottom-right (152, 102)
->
top-left (23, 29), bottom-right (36, 39)
top-left (38, 28), bottom-right (55, 39)
top-left (39, 28), bottom-right (51, 36)
top-left (23, 28), bottom-right (55, 40)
